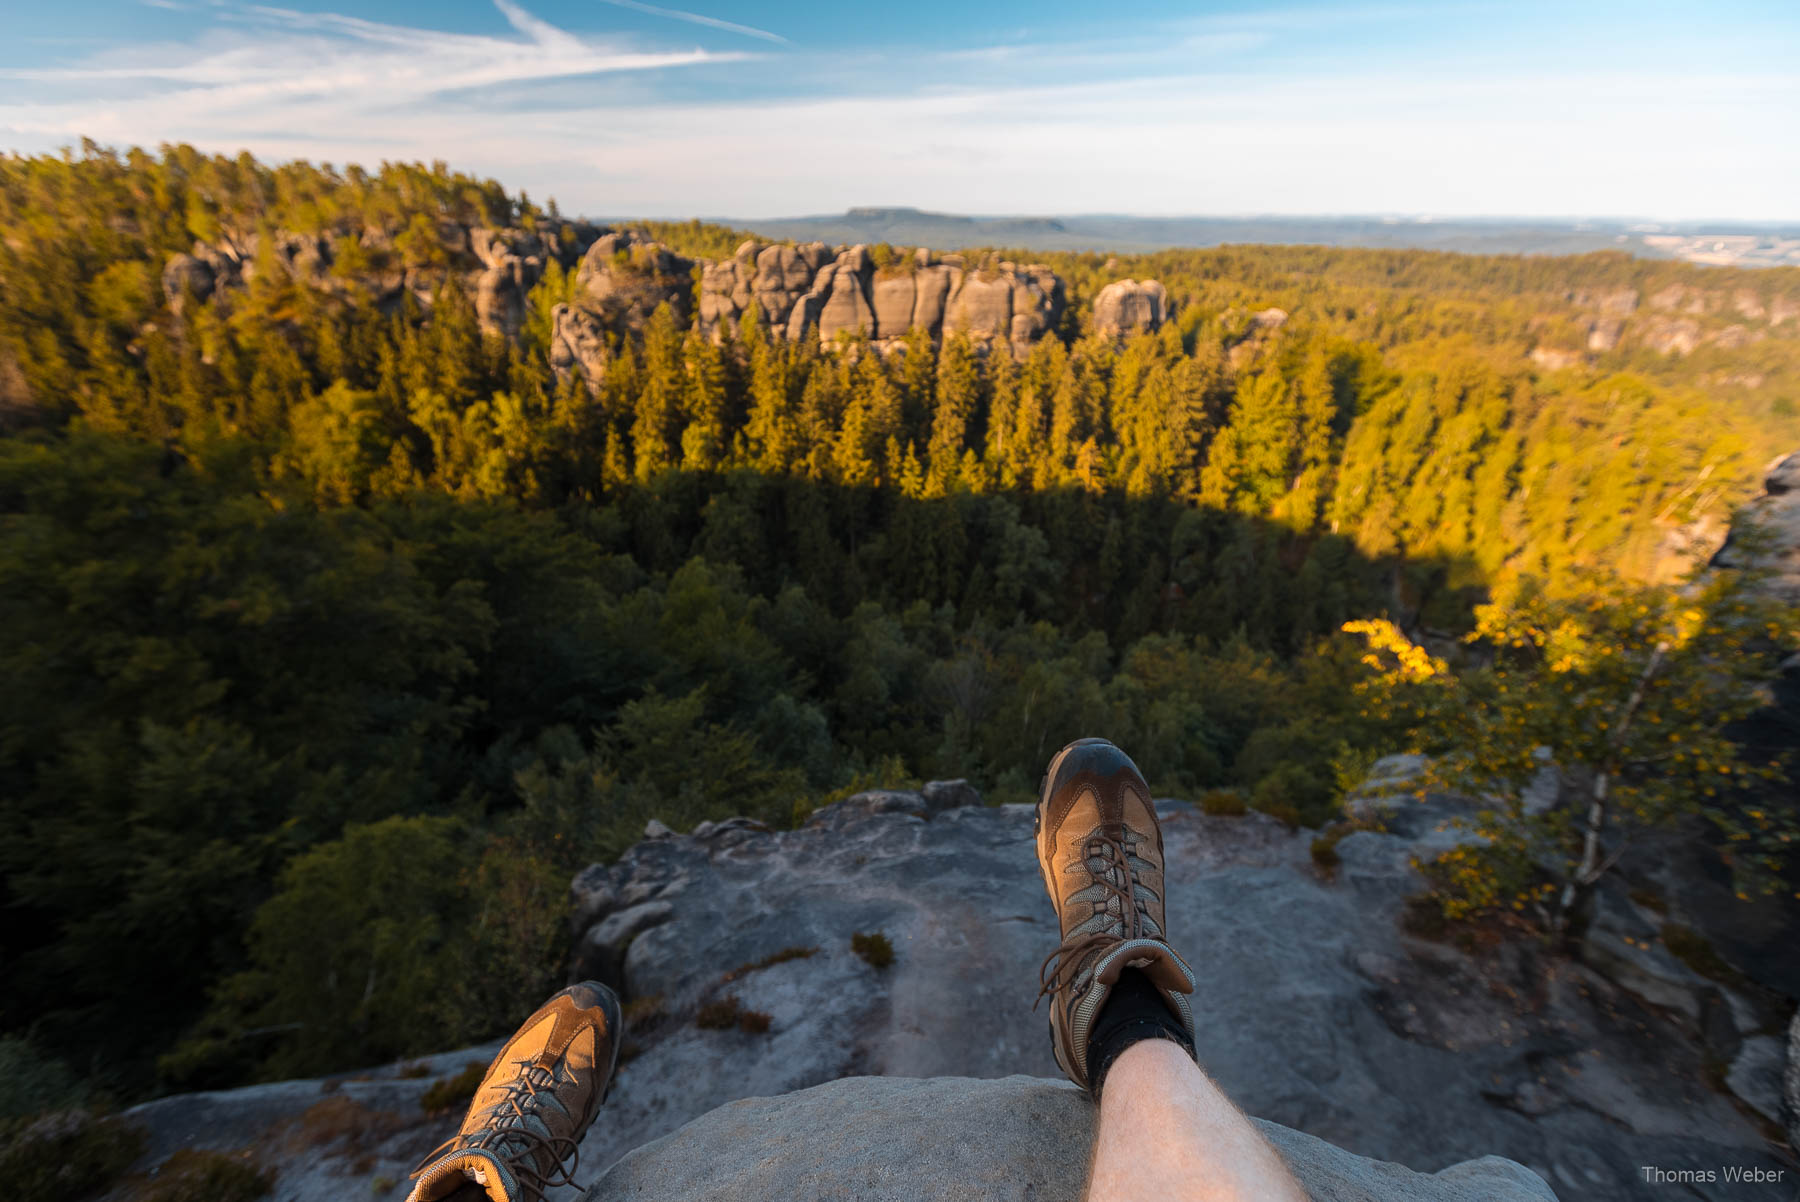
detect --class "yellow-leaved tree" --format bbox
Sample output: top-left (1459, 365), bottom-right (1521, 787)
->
top-left (1346, 564), bottom-right (1797, 945)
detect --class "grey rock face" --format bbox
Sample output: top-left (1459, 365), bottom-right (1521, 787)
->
top-left (570, 231), bottom-right (695, 335)
top-left (548, 303), bottom-right (608, 389)
top-left (560, 796), bottom-right (1781, 1201)
top-left (694, 241), bottom-right (1063, 352)
top-left (1787, 1009), bottom-right (1799, 1153)
top-left (118, 777), bottom-right (1789, 1201)
top-left (1713, 450), bottom-right (1800, 605)
top-left (589, 1075), bottom-right (1556, 1202)
top-left (1092, 279), bottom-right (1168, 336)
top-left (922, 777), bottom-right (983, 813)
top-left (1724, 1035), bottom-right (1788, 1127)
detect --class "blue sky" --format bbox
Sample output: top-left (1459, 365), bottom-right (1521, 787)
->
top-left (2, 0), bottom-right (1796, 221)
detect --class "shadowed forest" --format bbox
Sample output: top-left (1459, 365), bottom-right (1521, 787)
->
top-left (3, 145), bottom-right (1798, 1103)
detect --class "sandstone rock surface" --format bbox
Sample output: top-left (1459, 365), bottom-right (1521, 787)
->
top-left (1092, 278), bottom-right (1168, 336)
top-left (588, 1074), bottom-right (1557, 1202)
top-left (1713, 450), bottom-right (1800, 605)
top-left (119, 777), bottom-right (1792, 1201)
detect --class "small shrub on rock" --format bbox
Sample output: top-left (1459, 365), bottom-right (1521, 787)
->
top-left (852, 931), bottom-right (894, 969)
top-left (623, 994), bottom-right (666, 1031)
top-left (737, 1009), bottom-right (772, 1035)
top-left (128, 1147), bottom-right (272, 1202)
top-left (695, 996), bottom-right (743, 1030)
top-left (419, 1061), bottom-right (486, 1115)
top-left (1, 1108), bottom-right (146, 1202)
top-left (1198, 789), bottom-right (1247, 817)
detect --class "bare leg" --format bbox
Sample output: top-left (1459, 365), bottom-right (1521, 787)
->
top-left (1086, 1040), bottom-right (1308, 1202)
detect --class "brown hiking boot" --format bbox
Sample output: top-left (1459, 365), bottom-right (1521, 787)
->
top-left (407, 982), bottom-right (622, 1202)
top-left (1034, 738), bottom-right (1197, 1094)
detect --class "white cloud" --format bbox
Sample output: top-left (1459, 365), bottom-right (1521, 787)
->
top-left (590, 0), bottom-right (787, 45)
top-left (0, 2), bottom-right (1794, 222)
top-left (0, 0), bottom-right (748, 157)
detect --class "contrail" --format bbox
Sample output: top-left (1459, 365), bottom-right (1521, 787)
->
top-left (594, 0), bottom-right (787, 44)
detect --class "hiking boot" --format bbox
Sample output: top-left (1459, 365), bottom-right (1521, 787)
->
top-left (407, 982), bottom-right (622, 1202)
top-left (1034, 737), bottom-right (1197, 1094)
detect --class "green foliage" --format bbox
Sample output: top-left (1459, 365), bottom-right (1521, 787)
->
top-left (0, 1110), bottom-right (146, 1202)
top-left (1349, 568), bottom-right (1799, 931)
top-left (0, 1039), bottom-right (85, 1120)
top-left (3, 144), bottom-right (1795, 1100)
top-left (126, 1148), bottom-right (271, 1202)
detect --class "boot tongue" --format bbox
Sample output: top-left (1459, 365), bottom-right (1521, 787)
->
top-left (1093, 940), bottom-right (1192, 995)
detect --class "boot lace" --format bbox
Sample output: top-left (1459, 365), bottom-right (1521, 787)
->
top-left (411, 1060), bottom-right (587, 1202)
top-left (1034, 829), bottom-right (1149, 1009)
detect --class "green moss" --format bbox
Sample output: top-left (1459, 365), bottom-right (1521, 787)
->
top-left (852, 931), bottom-right (895, 969)
top-left (695, 996), bottom-right (743, 1030)
top-left (1662, 923), bottom-right (1750, 989)
top-left (718, 946), bottom-right (820, 986)
top-left (419, 1061), bottom-right (485, 1115)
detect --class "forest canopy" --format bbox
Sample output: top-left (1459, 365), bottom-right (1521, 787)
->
top-left (1, 143), bottom-right (1796, 1097)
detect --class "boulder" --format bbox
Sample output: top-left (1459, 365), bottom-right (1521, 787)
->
top-left (1723, 1035), bottom-right (1787, 1127)
top-left (921, 778), bottom-right (982, 813)
top-left (871, 273), bottom-right (917, 337)
top-left (818, 248), bottom-right (876, 340)
top-left (786, 262), bottom-right (837, 342)
top-left (572, 231), bottom-right (695, 332)
top-left (474, 255), bottom-right (543, 339)
top-left (944, 274), bottom-right (1014, 340)
top-left (587, 1075), bottom-right (1556, 1202)
top-left (1092, 279), bottom-right (1167, 336)
top-left (549, 303), bottom-right (609, 387)
top-left (912, 264), bottom-right (955, 333)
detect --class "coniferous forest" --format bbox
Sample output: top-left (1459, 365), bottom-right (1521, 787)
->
top-left (3, 144), bottom-right (1798, 1101)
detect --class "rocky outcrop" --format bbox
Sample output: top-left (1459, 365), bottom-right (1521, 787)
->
top-left (570, 230), bottom-right (696, 332)
top-left (165, 220), bottom-right (1078, 389)
top-left (693, 242), bottom-right (1065, 357)
top-left (163, 219), bottom-right (602, 334)
top-left (588, 1075), bottom-right (1556, 1202)
top-left (1712, 450), bottom-right (1800, 605)
top-left (1092, 278), bottom-right (1168, 337)
top-left (117, 769), bottom-right (1793, 1200)
top-left (557, 788), bottom-right (1784, 1201)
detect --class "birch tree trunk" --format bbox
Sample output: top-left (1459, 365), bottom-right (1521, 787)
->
top-left (1555, 642), bottom-right (1668, 945)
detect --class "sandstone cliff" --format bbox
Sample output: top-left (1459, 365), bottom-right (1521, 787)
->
top-left (116, 771), bottom-right (1795, 1201)
top-left (165, 221), bottom-right (1077, 394)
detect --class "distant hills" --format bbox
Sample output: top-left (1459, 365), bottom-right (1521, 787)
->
top-left (694, 207), bottom-right (1800, 267)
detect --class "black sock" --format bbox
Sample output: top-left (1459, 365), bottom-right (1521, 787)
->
top-left (1085, 967), bottom-right (1195, 1099)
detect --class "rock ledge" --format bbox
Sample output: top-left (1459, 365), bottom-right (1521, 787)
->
top-left (587, 1074), bottom-right (1557, 1202)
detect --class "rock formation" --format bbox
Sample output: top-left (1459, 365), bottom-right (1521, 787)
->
top-left (118, 769), bottom-right (1794, 1198)
top-left (1712, 450), bottom-right (1800, 605)
top-left (162, 220), bottom-right (1084, 393)
top-left (693, 241), bottom-right (1065, 357)
top-left (1092, 278), bottom-right (1168, 336)
top-left (161, 218), bottom-right (602, 334)
top-left (588, 1075), bottom-right (1556, 1202)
